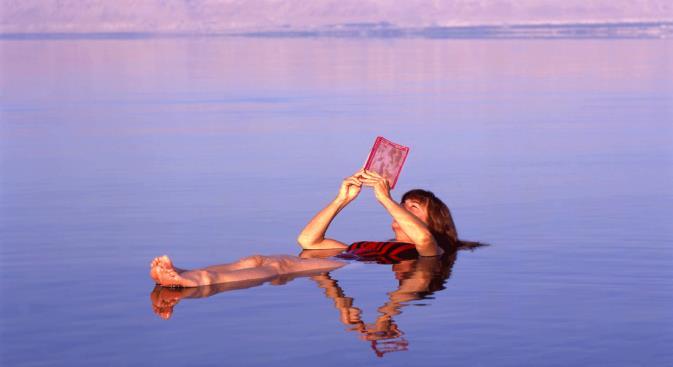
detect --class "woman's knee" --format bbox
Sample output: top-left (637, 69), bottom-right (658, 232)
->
top-left (238, 255), bottom-right (265, 267)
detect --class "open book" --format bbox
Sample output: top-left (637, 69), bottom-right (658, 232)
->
top-left (364, 136), bottom-right (410, 189)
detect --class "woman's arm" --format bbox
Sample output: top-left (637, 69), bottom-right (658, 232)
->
top-left (360, 170), bottom-right (442, 256)
top-left (299, 248), bottom-right (347, 259)
top-left (297, 170), bottom-right (364, 250)
top-left (378, 195), bottom-right (440, 255)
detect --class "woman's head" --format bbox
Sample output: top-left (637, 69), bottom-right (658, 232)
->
top-left (397, 189), bottom-right (458, 251)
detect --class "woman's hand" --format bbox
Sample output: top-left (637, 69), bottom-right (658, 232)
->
top-left (359, 170), bottom-right (391, 202)
top-left (336, 169), bottom-right (364, 204)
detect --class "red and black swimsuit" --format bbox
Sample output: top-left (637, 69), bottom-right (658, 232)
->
top-left (337, 241), bottom-right (419, 264)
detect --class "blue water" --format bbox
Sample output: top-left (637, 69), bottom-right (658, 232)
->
top-left (1, 37), bottom-right (672, 366)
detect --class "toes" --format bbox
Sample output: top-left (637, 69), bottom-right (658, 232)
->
top-left (156, 267), bottom-right (181, 286)
top-left (149, 264), bottom-right (161, 283)
top-left (149, 270), bottom-right (159, 283)
top-left (161, 255), bottom-right (173, 267)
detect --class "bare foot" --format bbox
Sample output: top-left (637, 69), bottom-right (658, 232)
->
top-left (152, 255), bottom-right (199, 287)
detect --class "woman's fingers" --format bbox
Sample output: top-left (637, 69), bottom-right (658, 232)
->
top-left (363, 169), bottom-right (386, 181)
top-left (347, 177), bottom-right (362, 186)
top-left (360, 172), bottom-right (382, 183)
top-left (361, 170), bottom-right (387, 183)
top-left (344, 170), bottom-right (363, 182)
top-left (343, 176), bottom-right (362, 185)
top-left (361, 170), bottom-right (375, 179)
top-left (359, 175), bottom-right (384, 183)
top-left (360, 181), bottom-right (387, 191)
top-left (358, 177), bottom-right (378, 185)
top-left (363, 170), bottom-right (390, 188)
top-left (367, 170), bottom-right (385, 179)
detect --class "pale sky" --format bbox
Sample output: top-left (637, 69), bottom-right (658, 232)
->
top-left (2, 0), bottom-right (672, 33)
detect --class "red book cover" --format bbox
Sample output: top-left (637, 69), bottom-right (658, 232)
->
top-left (364, 136), bottom-right (410, 189)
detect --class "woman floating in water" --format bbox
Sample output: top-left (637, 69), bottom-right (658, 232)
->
top-left (297, 169), bottom-right (467, 256)
top-left (150, 168), bottom-right (473, 287)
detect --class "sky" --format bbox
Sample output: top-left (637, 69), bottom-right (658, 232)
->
top-left (1, 0), bottom-right (672, 34)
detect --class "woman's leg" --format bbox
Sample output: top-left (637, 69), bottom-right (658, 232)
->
top-left (150, 255), bottom-right (345, 288)
top-left (202, 255), bottom-right (266, 272)
top-left (150, 255), bottom-right (265, 281)
top-left (262, 255), bottom-right (346, 274)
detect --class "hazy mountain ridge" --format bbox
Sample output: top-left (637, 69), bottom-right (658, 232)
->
top-left (2, 0), bottom-right (673, 34)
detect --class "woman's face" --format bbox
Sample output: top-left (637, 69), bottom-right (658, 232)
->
top-left (403, 199), bottom-right (429, 223)
top-left (392, 199), bottom-right (429, 233)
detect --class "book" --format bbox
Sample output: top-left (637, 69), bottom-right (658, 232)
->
top-left (363, 136), bottom-right (410, 189)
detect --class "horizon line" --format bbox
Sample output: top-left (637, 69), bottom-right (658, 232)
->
top-left (2, 21), bottom-right (672, 40)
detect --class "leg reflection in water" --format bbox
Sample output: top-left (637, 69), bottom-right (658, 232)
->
top-left (150, 279), bottom-right (276, 320)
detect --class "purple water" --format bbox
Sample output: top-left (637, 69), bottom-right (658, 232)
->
top-left (1, 37), bottom-right (672, 366)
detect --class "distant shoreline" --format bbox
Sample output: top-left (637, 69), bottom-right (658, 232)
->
top-left (2, 21), bottom-right (672, 40)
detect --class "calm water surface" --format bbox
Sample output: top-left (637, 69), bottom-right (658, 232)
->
top-left (1, 37), bottom-right (672, 366)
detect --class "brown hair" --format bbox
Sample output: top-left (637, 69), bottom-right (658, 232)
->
top-left (401, 189), bottom-right (483, 252)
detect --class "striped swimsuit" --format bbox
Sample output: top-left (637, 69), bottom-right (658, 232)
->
top-left (337, 241), bottom-right (419, 264)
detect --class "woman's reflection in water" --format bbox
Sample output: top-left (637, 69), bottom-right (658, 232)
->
top-left (304, 249), bottom-right (458, 357)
